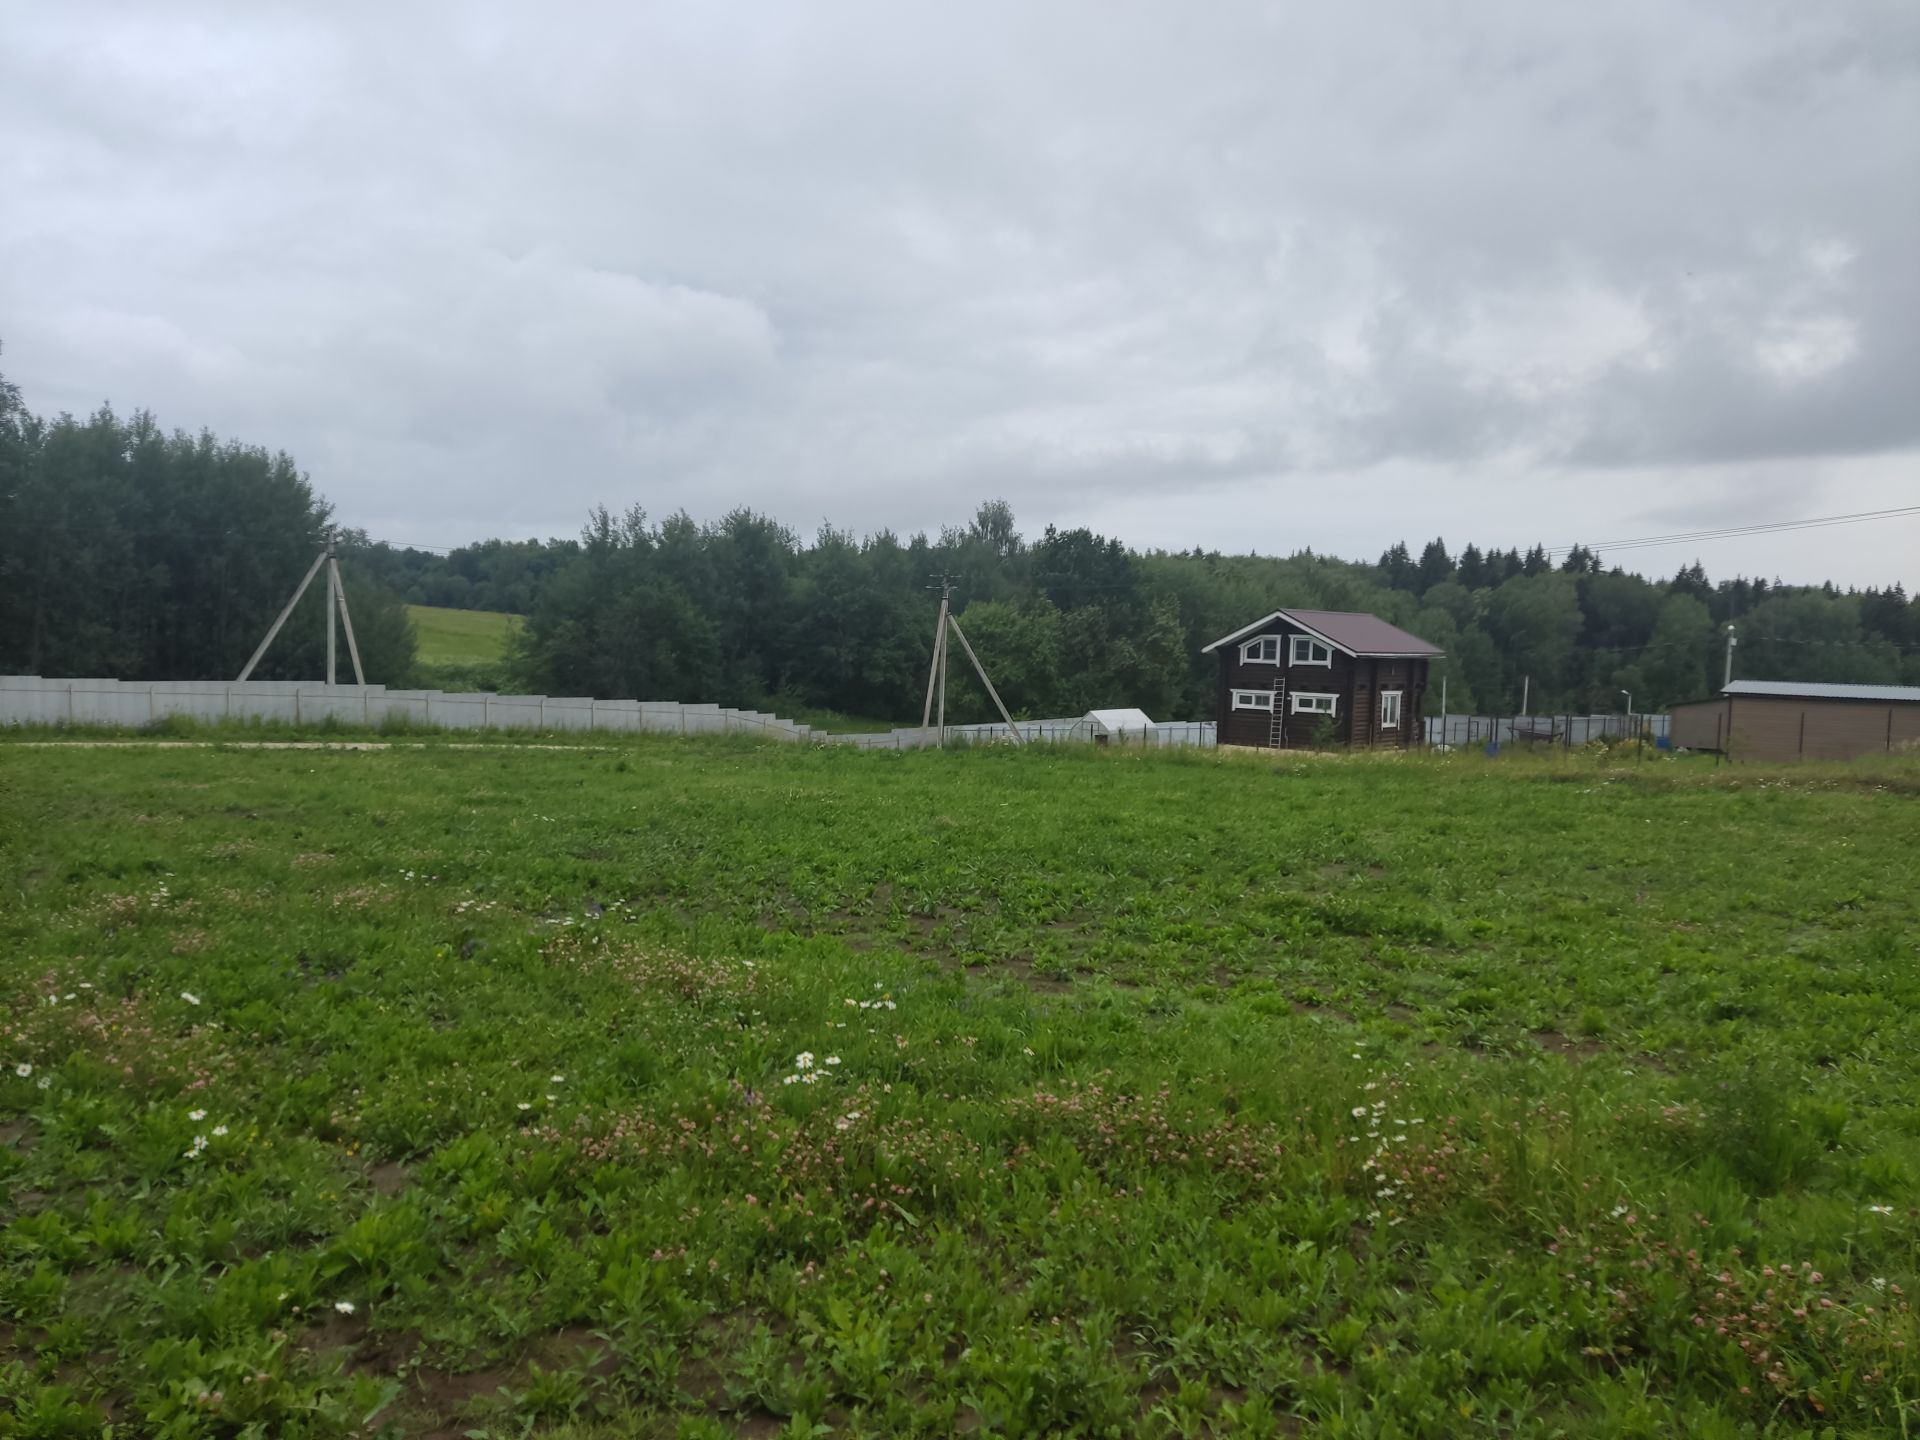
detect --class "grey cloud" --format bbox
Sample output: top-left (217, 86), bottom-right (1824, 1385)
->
top-left (1, 0), bottom-right (1915, 582)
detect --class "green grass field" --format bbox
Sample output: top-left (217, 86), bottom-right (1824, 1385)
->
top-left (1, 739), bottom-right (1916, 1437)
top-left (405, 606), bottom-right (521, 670)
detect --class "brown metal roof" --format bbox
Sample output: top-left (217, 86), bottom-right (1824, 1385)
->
top-left (1285, 609), bottom-right (1445, 657)
top-left (1202, 608), bottom-right (1444, 658)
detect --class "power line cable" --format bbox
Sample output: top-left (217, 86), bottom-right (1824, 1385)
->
top-left (1545, 505), bottom-right (1920, 560)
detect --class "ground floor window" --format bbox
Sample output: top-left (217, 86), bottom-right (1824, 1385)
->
top-left (1231, 689), bottom-right (1273, 711)
top-left (1380, 689), bottom-right (1402, 728)
top-left (1290, 692), bottom-right (1337, 715)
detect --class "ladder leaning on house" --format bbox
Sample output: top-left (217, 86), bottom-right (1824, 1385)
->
top-left (1269, 675), bottom-right (1286, 749)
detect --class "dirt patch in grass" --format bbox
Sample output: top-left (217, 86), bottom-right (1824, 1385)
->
top-left (1003, 956), bottom-right (1073, 994)
top-left (408, 1364), bottom-right (513, 1413)
top-left (367, 1159), bottom-right (412, 1197)
top-left (1531, 1028), bottom-right (1608, 1059)
top-left (536, 1324), bottom-right (619, 1376)
top-left (296, 1314), bottom-right (368, 1359)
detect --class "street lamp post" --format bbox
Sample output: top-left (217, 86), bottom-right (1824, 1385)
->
top-left (1620, 688), bottom-right (1633, 744)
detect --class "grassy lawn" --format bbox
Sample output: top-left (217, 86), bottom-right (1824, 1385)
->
top-left (1, 739), bottom-right (1915, 1437)
top-left (405, 606), bottom-right (521, 670)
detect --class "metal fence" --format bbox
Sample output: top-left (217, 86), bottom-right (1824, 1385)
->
top-left (1424, 712), bottom-right (1670, 749)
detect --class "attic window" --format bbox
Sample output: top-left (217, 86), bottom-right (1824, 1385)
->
top-left (1239, 636), bottom-right (1281, 664)
top-left (1290, 636), bottom-right (1333, 666)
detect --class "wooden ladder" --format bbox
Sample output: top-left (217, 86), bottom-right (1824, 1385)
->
top-left (1269, 676), bottom-right (1286, 749)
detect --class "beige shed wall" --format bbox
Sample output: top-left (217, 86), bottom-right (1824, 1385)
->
top-left (1728, 697), bottom-right (1920, 762)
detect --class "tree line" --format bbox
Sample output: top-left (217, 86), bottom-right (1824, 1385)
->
top-left (4, 364), bottom-right (1915, 720)
top-left (0, 377), bottom-right (414, 684)
top-left (484, 505), bottom-right (1917, 721)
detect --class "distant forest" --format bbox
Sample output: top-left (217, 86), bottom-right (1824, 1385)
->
top-left (4, 369), bottom-right (1916, 721)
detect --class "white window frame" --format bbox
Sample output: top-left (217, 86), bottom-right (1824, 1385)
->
top-left (1239, 635), bottom-right (1281, 665)
top-left (1379, 689), bottom-right (1403, 729)
top-left (1290, 691), bottom-right (1338, 716)
top-left (1290, 635), bottom-right (1333, 667)
top-left (1231, 689), bottom-right (1274, 711)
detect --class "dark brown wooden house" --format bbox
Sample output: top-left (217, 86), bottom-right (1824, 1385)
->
top-left (1203, 608), bottom-right (1443, 750)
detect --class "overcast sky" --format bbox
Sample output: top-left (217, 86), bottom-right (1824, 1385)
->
top-left (3, 1), bottom-right (1916, 586)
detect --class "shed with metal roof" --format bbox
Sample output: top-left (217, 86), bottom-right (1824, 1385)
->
top-left (1669, 680), bottom-right (1920, 761)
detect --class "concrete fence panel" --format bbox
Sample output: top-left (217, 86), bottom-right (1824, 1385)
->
top-left (638, 703), bottom-right (684, 734)
top-left (423, 692), bottom-right (489, 728)
top-left (591, 700), bottom-right (641, 732)
top-left (544, 698), bottom-right (595, 732)
top-left (5, 675), bottom-right (1201, 753)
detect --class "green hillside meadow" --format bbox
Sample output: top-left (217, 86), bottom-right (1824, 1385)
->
top-left (405, 605), bottom-right (520, 670)
top-left (1, 737), bottom-right (1916, 1437)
